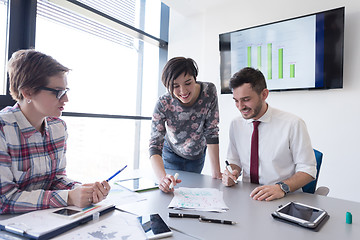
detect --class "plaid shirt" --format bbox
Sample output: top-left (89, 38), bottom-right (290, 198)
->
top-left (0, 104), bottom-right (79, 214)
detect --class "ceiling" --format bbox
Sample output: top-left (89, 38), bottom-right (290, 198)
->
top-left (161, 0), bottom-right (234, 16)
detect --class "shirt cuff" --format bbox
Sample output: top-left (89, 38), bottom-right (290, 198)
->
top-left (149, 148), bottom-right (162, 158)
top-left (58, 190), bottom-right (69, 206)
top-left (206, 137), bottom-right (219, 144)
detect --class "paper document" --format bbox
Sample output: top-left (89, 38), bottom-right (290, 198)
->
top-left (168, 187), bottom-right (229, 212)
top-left (54, 210), bottom-right (146, 240)
top-left (104, 183), bottom-right (147, 206)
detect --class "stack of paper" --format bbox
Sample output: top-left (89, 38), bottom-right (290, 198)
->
top-left (168, 187), bottom-right (229, 212)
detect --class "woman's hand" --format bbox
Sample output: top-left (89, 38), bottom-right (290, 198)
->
top-left (68, 181), bottom-right (111, 207)
top-left (212, 171), bottom-right (223, 180)
top-left (91, 180), bottom-right (111, 204)
top-left (68, 184), bottom-right (94, 208)
top-left (158, 174), bottom-right (182, 193)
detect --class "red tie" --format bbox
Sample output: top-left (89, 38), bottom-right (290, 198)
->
top-left (250, 121), bottom-right (260, 184)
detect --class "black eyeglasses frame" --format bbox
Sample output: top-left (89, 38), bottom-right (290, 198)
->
top-left (39, 87), bottom-right (70, 99)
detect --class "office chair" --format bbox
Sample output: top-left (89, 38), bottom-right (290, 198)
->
top-left (302, 149), bottom-right (329, 196)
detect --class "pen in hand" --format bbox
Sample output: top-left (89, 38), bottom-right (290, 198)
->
top-left (106, 165), bottom-right (127, 182)
top-left (169, 173), bottom-right (179, 190)
top-left (225, 161), bottom-right (238, 184)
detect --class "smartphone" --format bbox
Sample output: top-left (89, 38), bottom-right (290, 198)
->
top-left (53, 208), bottom-right (82, 218)
top-left (138, 214), bottom-right (172, 239)
top-left (272, 201), bottom-right (328, 228)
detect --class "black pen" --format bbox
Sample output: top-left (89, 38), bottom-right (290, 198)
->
top-left (199, 217), bottom-right (237, 225)
top-left (225, 160), bottom-right (238, 184)
top-left (169, 212), bottom-right (201, 218)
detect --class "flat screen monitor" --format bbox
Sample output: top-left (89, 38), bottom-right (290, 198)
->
top-left (219, 7), bottom-right (344, 93)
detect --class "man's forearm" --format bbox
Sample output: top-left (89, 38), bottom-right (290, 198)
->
top-left (283, 171), bottom-right (314, 192)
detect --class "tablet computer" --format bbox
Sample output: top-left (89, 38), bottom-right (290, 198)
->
top-left (116, 177), bottom-right (159, 192)
top-left (138, 214), bottom-right (172, 239)
top-left (271, 201), bottom-right (328, 229)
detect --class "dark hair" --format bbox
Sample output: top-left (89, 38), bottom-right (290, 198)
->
top-left (161, 57), bottom-right (198, 97)
top-left (229, 67), bottom-right (267, 95)
top-left (7, 49), bottom-right (70, 101)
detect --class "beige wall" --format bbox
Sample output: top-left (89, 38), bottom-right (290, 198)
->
top-left (165, 0), bottom-right (360, 202)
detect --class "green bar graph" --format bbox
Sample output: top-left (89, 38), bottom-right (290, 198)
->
top-left (247, 46), bottom-right (251, 67)
top-left (278, 48), bottom-right (283, 79)
top-left (290, 64), bottom-right (295, 78)
top-left (257, 46), bottom-right (261, 70)
top-left (267, 43), bottom-right (272, 79)
top-left (247, 43), bottom-right (294, 80)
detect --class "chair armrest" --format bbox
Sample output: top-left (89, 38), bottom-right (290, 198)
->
top-left (314, 186), bottom-right (330, 196)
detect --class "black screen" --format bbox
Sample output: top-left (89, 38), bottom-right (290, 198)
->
top-left (53, 208), bottom-right (81, 216)
top-left (278, 202), bottom-right (323, 222)
top-left (138, 214), bottom-right (171, 237)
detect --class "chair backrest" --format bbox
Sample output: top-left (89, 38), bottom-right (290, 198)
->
top-left (302, 149), bottom-right (323, 194)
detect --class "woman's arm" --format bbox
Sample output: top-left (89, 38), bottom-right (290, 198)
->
top-left (207, 143), bottom-right (222, 179)
top-left (150, 154), bottom-right (167, 181)
top-left (150, 154), bottom-right (181, 193)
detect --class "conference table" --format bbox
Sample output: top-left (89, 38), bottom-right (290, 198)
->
top-left (0, 170), bottom-right (359, 239)
top-left (117, 170), bottom-right (359, 240)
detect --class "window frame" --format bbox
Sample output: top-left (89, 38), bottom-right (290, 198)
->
top-left (2, 0), bottom-right (169, 169)
top-left (0, 0), bottom-right (37, 109)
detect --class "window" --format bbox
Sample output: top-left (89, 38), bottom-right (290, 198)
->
top-left (0, 0), bottom-right (8, 95)
top-left (35, 0), bottom-right (168, 182)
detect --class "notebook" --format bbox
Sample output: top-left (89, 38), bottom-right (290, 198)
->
top-left (0, 204), bottom-right (115, 240)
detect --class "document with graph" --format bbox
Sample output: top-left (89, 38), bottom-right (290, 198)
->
top-left (168, 187), bottom-right (229, 212)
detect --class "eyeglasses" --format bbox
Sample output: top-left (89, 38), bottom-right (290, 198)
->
top-left (39, 87), bottom-right (70, 99)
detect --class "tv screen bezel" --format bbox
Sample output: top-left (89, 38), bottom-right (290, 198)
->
top-left (219, 7), bottom-right (345, 94)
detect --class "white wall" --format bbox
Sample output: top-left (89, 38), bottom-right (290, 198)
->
top-left (165, 0), bottom-right (360, 202)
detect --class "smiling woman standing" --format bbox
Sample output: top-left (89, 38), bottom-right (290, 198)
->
top-left (149, 57), bottom-right (222, 193)
top-left (0, 49), bottom-right (110, 214)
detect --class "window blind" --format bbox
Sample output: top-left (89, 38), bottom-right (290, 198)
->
top-left (37, 0), bottom-right (136, 48)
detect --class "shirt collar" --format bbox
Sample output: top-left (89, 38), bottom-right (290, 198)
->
top-left (13, 103), bottom-right (49, 139)
top-left (245, 104), bottom-right (273, 125)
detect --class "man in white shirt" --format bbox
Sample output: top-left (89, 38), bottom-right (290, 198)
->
top-left (222, 67), bottom-right (317, 201)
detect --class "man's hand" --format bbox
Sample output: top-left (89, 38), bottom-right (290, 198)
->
top-left (222, 168), bottom-right (239, 186)
top-left (250, 172), bottom-right (314, 201)
top-left (250, 184), bottom-right (285, 201)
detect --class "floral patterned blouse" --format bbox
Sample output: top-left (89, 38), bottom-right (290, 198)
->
top-left (149, 82), bottom-right (219, 160)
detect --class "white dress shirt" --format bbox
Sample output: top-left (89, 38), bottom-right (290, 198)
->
top-left (227, 105), bottom-right (317, 185)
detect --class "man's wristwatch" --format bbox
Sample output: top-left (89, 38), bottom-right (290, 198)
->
top-left (276, 181), bottom-right (290, 195)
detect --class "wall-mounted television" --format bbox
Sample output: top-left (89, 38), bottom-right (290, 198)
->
top-left (219, 7), bottom-right (344, 93)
